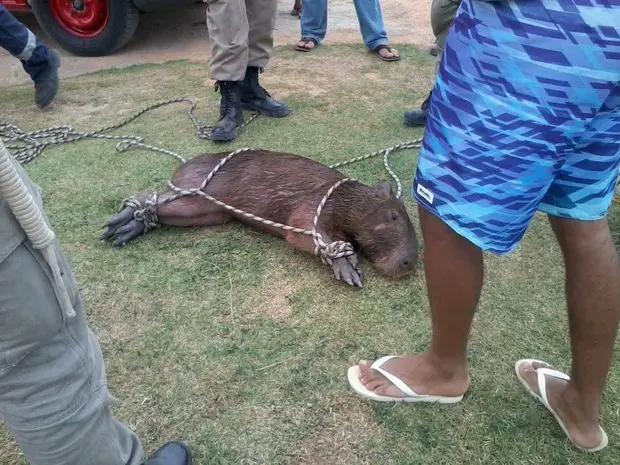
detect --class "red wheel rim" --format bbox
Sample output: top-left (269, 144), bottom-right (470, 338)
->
top-left (49, 0), bottom-right (109, 38)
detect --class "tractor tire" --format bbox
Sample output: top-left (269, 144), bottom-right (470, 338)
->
top-left (30, 0), bottom-right (140, 57)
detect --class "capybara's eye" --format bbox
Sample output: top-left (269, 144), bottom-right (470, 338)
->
top-left (391, 212), bottom-right (398, 221)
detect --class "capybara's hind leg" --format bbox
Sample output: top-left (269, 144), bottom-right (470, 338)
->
top-left (101, 191), bottom-right (157, 247)
top-left (101, 190), bottom-right (231, 247)
top-left (156, 194), bottom-right (232, 228)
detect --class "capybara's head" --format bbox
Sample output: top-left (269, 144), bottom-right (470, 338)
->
top-left (353, 180), bottom-right (419, 279)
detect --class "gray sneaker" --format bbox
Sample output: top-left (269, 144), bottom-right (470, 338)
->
top-left (404, 90), bottom-right (432, 127)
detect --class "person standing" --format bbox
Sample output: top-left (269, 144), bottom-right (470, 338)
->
top-left (349, 0), bottom-right (619, 453)
top-left (0, 139), bottom-right (192, 464)
top-left (294, 0), bottom-right (400, 62)
top-left (0, 4), bottom-right (60, 109)
top-left (403, 0), bottom-right (460, 126)
top-left (205, 0), bottom-right (291, 142)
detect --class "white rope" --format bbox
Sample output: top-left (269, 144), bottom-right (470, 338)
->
top-left (0, 138), bottom-right (75, 318)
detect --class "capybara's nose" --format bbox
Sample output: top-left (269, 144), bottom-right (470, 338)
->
top-left (400, 251), bottom-right (417, 270)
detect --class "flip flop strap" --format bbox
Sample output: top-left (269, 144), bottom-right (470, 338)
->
top-left (370, 356), bottom-right (420, 397)
top-left (537, 367), bottom-right (570, 408)
top-left (375, 44), bottom-right (396, 53)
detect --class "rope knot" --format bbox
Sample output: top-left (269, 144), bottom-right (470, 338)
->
top-left (120, 193), bottom-right (159, 232)
top-left (314, 240), bottom-right (355, 265)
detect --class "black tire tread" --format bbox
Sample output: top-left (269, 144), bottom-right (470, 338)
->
top-left (108, 1), bottom-right (140, 55)
top-left (30, 0), bottom-right (140, 56)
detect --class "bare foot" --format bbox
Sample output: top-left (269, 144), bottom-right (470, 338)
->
top-left (358, 352), bottom-right (470, 398)
top-left (517, 361), bottom-right (605, 450)
top-left (377, 46), bottom-right (399, 60)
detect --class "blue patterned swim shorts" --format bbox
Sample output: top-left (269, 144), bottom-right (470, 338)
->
top-left (412, 0), bottom-right (620, 254)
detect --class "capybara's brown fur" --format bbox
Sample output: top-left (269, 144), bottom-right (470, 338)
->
top-left (102, 149), bottom-right (419, 286)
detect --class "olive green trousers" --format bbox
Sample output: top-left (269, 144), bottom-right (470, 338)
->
top-left (206, 0), bottom-right (278, 81)
top-left (430, 0), bottom-right (461, 71)
top-left (0, 157), bottom-right (143, 465)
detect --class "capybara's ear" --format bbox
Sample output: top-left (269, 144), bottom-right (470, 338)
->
top-left (374, 180), bottom-right (393, 197)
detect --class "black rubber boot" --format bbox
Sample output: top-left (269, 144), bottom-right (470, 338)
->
top-left (240, 66), bottom-right (290, 117)
top-left (403, 90), bottom-right (432, 127)
top-left (211, 80), bottom-right (244, 142)
top-left (33, 48), bottom-right (60, 109)
top-left (141, 441), bottom-right (191, 465)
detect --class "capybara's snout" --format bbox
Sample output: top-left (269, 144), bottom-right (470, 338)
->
top-left (397, 246), bottom-right (419, 277)
top-left (370, 235), bottom-right (419, 280)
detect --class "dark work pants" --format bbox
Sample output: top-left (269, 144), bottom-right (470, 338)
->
top-left (0, 4), bottom-right (53, 81)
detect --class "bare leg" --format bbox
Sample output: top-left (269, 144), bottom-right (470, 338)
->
top-left (357, 206), bottom-right (478, 397)
top-left (518, 216), bottom-right (620, 449)
top-left (101, 191), bottom-right (231, 246)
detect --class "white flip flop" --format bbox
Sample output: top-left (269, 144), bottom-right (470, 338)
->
top-left (514, 358), bottom-right (609, 453)
top-left (347, 355), bottom-right (464, 403)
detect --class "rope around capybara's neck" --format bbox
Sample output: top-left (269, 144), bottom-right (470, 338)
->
top-left (0, 138), bottom-right (76, 318)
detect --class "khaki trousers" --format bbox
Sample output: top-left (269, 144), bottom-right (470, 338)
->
top-left (0, 157), bottom-right (143, 465)
top-left (206, 0), bottom-right (278, 81)
top-left (430, 0), bottom-right (460, 72)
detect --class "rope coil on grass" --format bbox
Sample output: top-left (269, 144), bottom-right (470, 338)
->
top-left (0, 97), bottom-right (258, 165)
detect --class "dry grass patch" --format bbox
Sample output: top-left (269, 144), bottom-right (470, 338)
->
top-left (291, 396), bottom-right (383, 465)
top-left (250, 261), bottom-right (325, 322)
top-left (255, 274), bottom-right (299, 321)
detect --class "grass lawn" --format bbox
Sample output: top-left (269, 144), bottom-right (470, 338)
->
top-left (1, 43), bottom-right (619, 465)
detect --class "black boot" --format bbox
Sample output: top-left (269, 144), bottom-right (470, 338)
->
top-left (32, 48), bottom-right (60, 109)
top-left (403, 90), bottom-right (432, 127)
top-left (141, 441), bottom-right (191, 465)
top-left (211, 80), bottom-right (244, 142)
top-left (240, 66), bottom-right (290, 117)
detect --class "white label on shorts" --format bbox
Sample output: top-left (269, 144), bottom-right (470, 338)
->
top-left (416, 183), bottom-right (435, 205)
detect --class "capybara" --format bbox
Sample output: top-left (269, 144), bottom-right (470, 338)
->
top-left (101, 149), bottom-right (419, 287)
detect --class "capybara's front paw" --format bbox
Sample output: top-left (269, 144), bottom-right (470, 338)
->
top-left (100, 207), bottom-right (145, 247)
top-left (331, 254), bottom-right (364, 287)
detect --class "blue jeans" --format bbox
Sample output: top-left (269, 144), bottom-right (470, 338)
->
top-left (300, 0), bottom-right (389, 50)
top-left (0, 4), bottom-right (53, 81)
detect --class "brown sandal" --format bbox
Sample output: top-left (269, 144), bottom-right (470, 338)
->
top-left (372, 44), bottom-right (401, 62)
top-left (295, 38), bottom-right (318, 52)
